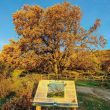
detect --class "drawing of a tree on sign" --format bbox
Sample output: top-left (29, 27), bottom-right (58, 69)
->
top-left (47, 82), bottom-right (65, 98)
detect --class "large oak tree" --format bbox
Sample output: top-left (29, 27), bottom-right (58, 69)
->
top-left (1, 2), bottom-right (106, 74)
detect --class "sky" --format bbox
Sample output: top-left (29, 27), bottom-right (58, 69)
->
top-left (0, 0), bottom-right (110, 50)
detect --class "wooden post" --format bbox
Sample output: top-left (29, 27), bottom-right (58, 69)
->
top-left (36, 106), bottom-right (41, 110)
top-left (71, 108), bottom-right (76, 110)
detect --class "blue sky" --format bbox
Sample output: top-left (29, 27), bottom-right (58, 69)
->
top-left (0, 0), bottom-right (110, 50)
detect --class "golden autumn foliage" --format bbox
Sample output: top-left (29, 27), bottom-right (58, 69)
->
top-left (0, 2), bottom-right (109, 110)
top-left (1, 2), bottom-right (106, 74)
top-left (70, 51), bottom-right (101, 71)
top-left (0, 72), bottom-right (42, 109)
top-left (97, 50), bottom-right (110, 73)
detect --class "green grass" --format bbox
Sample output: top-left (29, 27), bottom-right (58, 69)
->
top-left (78, 92), bottom-right (110, 110)
top-left (76, 80), bottom-right (100, 87)
top-left (76, 80), bottom-right (110, 89)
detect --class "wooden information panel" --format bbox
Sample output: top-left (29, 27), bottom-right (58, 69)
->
top-left (32, 80), bottom-right (78, 110)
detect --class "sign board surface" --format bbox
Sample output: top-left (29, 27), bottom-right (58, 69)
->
top-left (32, 80), bottom-right (78, 108)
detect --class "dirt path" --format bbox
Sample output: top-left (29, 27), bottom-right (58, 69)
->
top-left (76, 86), bottom-right (110, 101)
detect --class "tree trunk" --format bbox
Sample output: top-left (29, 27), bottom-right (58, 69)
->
top-left (54, 61), bottom-right (58, 75)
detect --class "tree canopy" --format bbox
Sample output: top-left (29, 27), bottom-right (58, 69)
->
top-left (1, 2), bottom-right (106, 74)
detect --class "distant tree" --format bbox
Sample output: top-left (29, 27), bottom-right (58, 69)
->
top-left (70, 51), bottom-right (101, 72)
top-left (1, 2), bottom-right (106, 74)
top-left (102, 60), bottom-right (110, 72)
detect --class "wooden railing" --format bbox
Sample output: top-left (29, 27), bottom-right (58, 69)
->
top-left (39, 71), bottom-right (110, 81)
